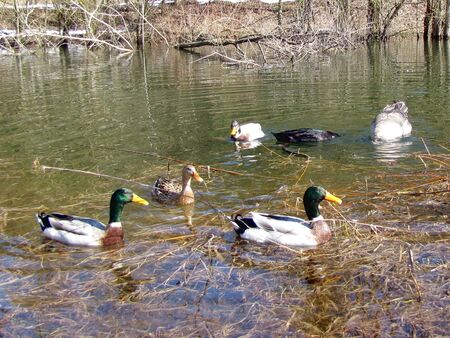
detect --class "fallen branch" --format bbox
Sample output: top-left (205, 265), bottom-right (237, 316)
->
top-left (175, 34), bottom-right (267, 49)
top-left (193, 51), bottom-right (260, 68)
top-left (25, 32), bottom-right (134, 52)
top-left (39, 164), bottom-right (151, 188)
top-left (97, 146), bottom-right (280, 179)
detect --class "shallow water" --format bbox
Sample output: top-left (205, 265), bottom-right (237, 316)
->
top-left (0, 38), bottom-right (448, 336)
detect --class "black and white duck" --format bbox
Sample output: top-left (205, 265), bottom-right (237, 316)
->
top-left (35, 188), bottom-right (149, 247)
top-left (230, 186), bottom-right (342, 247)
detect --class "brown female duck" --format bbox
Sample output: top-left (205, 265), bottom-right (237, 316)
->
top-left (152, 165), bottom-right (204, 205)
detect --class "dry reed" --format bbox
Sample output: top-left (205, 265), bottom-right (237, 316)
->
top-left (0, 150), bottom-right (448, 336)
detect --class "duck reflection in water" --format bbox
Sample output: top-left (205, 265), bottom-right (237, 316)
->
top-left (233, 140), bottom-right (262, 151)
top-left (372, 140), bottom-right (412, 164)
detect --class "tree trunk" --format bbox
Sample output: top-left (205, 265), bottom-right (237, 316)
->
top-left (424, 0), bottom-right (432, 38)
top-left (381, 0), bottom-right (407, 39)
top-left (444, 0), bottom-right (450, 38)
top-left (431, 0), bottom-right (441, 38)
top-left (336, 0), bottom-right (349, 33)
top-left (298, 0), bottom-right (313, 32)
top-left (277, 0), bottom-right (283, 26)
top-left (367, 0), bottom-right (381, 39)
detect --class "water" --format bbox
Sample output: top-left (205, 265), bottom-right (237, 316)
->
top-left (0, 39), bottom-right (448, 336)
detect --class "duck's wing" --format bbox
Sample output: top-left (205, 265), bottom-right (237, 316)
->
top-left (273, 129), bottom-right (339, 142)
top-left (240, 123), bottom-right (265, 141)
top-left (41, 227), bottom-right (104, 246)
top-left (152, 177), bottom-right (182, 203)
top-left (232, 212), bottom-right (318, 246)
top-left (37, 212), bottom-right (106, 236)
top-left (36, 212), bottom-right (106, 247)
top-left (153, 177), bottom-right (182, 194)
top-left (249, 212), bottom-right (312, 234)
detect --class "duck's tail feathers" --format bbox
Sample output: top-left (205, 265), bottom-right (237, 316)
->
top-left (35, 212), bottom-right (54, 231)
top-left (229, 214), bottom-right (250, 235)
top-left (327, 130), bottom-right (340, 138)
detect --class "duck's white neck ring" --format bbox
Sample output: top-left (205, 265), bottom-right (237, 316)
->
top-left (311, 215), bottom-right (324, 222)
top-left (109, 222), bottom-right (122, 228)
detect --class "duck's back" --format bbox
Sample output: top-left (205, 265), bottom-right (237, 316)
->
top-left (273, 128), bottom-right (339, 143)
top-left (371, 102), bottom-right (412, 142)
top-left (152, 177), bottom-right (182, 204)
top-left (240, 123), bottom-right (265, 141)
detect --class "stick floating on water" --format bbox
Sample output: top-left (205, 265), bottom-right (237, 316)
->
top-left (39, 164), bottom-right (151, 188)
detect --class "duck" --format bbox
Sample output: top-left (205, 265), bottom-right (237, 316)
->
top-left (370, 101), bottom-right (412, 142)
top-left (272, 128), bottom-right (340, 143)
top-left (230, 120), bottom-right (265, 142)
top-left (152, 165), bottom-right (203, 205)
top-left (230, 186), bottom-right (342, 247)
top-left (35, 188), bottom-right (149, 247)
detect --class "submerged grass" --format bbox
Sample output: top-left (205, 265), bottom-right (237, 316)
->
top-left (0, 151), bottom-right (448, 336)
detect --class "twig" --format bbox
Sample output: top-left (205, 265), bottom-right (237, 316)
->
top-left (407, 247), bottom-right (422, 302)
top-left (70, 0), bottom-right (134, 50)
top-left (193, 51), bottom-right (261, 68)
top-left (28, 32), bottom-right (133, 52)
top-left (396, 189), bottom-right (449, 196)
top-left (421, 137), bottom-right (431, 155)
top-left (40, 165), bottom-right (151, 188)
top-left (98, 146), bottom-right (281, 179)
top-left (127, 0), bottom-right (169, 47)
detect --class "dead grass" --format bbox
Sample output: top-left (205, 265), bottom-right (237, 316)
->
top-left (0, 0), bottom-right (425, 58)
top-left (0, 150), bottom-right (448, 336)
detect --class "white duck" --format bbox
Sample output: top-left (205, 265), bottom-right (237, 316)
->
top-left (370, 101), bottom-right (412, 142)
top-left (230, 120), bottom-right (265, 142)
top-left (35, 188), bottom-right (149, 247)
top-left (230, 186), bottom-right (342, 247)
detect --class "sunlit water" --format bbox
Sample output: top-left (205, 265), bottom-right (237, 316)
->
top-left (0, 39), bottom-right (448, 336)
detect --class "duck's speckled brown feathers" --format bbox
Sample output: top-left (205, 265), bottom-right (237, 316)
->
top-left (151, 165), bottom-right (203, 205)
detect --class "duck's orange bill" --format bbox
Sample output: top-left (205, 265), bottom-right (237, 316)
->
top-left (132, 194), bottom-right (149, 205)
top-left (193, 172), bottom-right (204, 183)
top-left (325, 192), bottom-right (342, 205)
top-left (230, 127), bottom-right (238, 137)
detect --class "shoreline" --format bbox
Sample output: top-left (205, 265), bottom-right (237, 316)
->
top-left (0, 0), bottom-right (434, 63)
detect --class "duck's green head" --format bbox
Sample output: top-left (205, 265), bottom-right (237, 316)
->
top-left (230, 120), bottom-right (240, 140)
top-left (109, 188), bottom-right (149, 223)
top-left (111, 188), bottom-right (149, 206)
top-left (303, 186), bottom-right (342, 220)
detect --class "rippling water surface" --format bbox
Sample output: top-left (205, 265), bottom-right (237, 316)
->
top-left (0, 39), bottom-right (448, 336)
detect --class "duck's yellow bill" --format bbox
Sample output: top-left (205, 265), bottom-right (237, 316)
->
top-left (325, 192), bottom-right (342, 205)
top-left (132, 193), bottom-right (149, 205)
top-left (230, 127), bottom-right (238, 137)
top-left (193, 172), bottom-right (204, 183)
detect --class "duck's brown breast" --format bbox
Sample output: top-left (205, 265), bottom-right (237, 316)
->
top-left (102, 227), bottom-right (124, 246)
top-left (312, 220), bottom-right (332, 245)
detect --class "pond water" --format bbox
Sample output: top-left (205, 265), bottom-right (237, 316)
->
top-left (0, 38), bottom-right (448, 336)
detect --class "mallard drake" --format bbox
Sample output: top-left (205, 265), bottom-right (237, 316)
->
top-left (35, 188), bottom-right (149, 247)
top-left (152, 165), bottom-right (203, 205)
top-left (370, 101), bottom-right (412, 142)
top-left (272, 128), bottom-right (339, 143)
top-left (230, 120), bottom-right (265, 142)
top-left (230, 186), bottom-right (342, 247)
